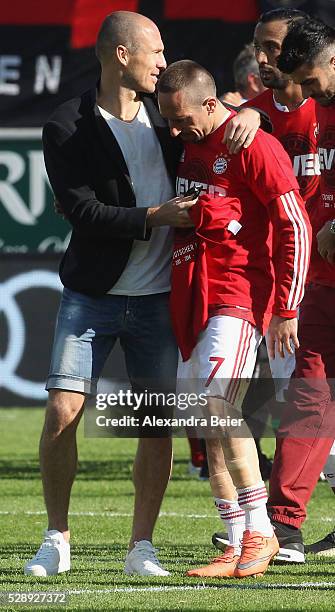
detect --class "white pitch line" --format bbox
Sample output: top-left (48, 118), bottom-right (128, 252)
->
top-left (69, 586), bottom-right (213, 595)
top-left (0, 511), bottom-right (216, 519)
top-left (68, 582), bottom-right (335, 595)
top-left (0, 510), bottom-right (333, 521)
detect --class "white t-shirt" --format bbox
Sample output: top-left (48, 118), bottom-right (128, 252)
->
top-left (98, 102), bottom-right (175, 295)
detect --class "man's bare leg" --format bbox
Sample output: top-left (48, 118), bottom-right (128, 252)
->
top-left (207, 437), bottom-right (245, 548)
top-left (39, 389), bottom-right (85, 542)
top-left (206, 437), bottom-right (237, 499)
top-left (129, 437), bottom-right (173, 548)
top-left (222, 435), bottom-right (262, 488)
top-left (41, 392), bottom-right (172, 549)
top-left (186, 438), bottom-right (245, 577)
top-left (206, 397), bottom-right (261, 489)
top-left (207, 399), bottom-right (270, 538)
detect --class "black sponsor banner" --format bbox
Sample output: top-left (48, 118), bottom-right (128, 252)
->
top-left (1, 0), bottom-right (331, 130)
top-left (0, 26), bottom-right (98, 128)
top-left (0, 0), bottom-right (260, 127)
top-left (0, 22), bottom-right (255, 126)
top-left (1, 0), bottom-right (330, 128)
top-left (0, 21), bottom-right (250, 127)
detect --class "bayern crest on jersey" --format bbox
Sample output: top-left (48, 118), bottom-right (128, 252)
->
top-left (213, 157), bottom-right (227, 174)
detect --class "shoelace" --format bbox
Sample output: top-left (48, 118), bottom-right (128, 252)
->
top-left (134, 545), bottom-right (162, 566)
top-left (240, 534), bottom-right (265, 560)
top-left (33, 540), bottom-right (58, 562)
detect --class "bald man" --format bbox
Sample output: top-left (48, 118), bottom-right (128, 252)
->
top-left (24, 11), bottom-right (265, 578)
top-left (23, 10), bottom-right (197, 578)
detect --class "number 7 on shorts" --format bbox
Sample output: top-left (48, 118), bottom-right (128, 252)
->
top-left (205, 356), bottom-right (225, 387)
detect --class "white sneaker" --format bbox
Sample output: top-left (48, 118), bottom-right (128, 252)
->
top-left (24, 530), bottom-right (70, 577)
top-left (124, 540), bottom-right (170, 576)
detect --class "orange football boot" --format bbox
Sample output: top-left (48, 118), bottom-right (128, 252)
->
top-left (187, 546), bottom-right (239, 578)
top-left (234, 530), bottom-right (279, 578)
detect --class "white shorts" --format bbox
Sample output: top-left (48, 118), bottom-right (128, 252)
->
top-left (177, 316), bottom-right (262, 410)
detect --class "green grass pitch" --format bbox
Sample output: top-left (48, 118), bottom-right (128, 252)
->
top-left (1, 408), bottom-right (335, 611)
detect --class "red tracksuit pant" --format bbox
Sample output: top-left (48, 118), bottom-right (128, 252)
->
top-left (268, 283), bottom-right (335, 528)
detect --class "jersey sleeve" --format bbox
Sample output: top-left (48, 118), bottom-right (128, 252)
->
top-left (239, 134), bottom-right (311, 317)
top-left (267, 190), bottom-right (312, 318)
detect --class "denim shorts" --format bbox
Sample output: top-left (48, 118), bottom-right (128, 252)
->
top-left (46, 288), bottom-right (178, 397)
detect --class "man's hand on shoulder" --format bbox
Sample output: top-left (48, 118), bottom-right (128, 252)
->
top-left (222, 108), bottom-right (261, 154)
top-left (146, 195), bottom-right (197, 228)
top-left (317, 219), bottom-right (335, 264)
top-left (267, 315), bottom-right (299, 360)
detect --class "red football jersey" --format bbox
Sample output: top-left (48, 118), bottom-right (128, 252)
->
top-left (307, 104), bottom-right (335, 287)
top-left (243, 90), bottom-right (319, 202)
top-left (171, 112), bottom-right (311, 360)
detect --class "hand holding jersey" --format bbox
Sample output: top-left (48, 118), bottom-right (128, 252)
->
top-left (146, 194), bottom-right (197, 228)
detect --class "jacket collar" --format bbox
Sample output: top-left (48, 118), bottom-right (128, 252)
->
top-left (81, 86), bottom-right (180, 184)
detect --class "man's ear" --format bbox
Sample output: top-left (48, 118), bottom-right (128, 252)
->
top-left (331, 55), bottom-right (335, 71)
top-left (116, 44), bottom-right (130, 67)
top-left (205, 97), bottom-right (217, 114)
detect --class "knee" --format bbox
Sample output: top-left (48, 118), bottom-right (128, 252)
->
top-left (44, 390), bottom-right (84, 438)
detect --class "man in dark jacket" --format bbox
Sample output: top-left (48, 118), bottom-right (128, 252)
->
top-left (24, 10), bottom-right (197, 578)
top-left (24, 10), bottom-right (263, 578)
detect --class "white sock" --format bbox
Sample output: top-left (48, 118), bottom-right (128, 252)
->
top-left (214, 497), bottom-right (246, 555)
top-left (237, 481), bottom-right (273, 537)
